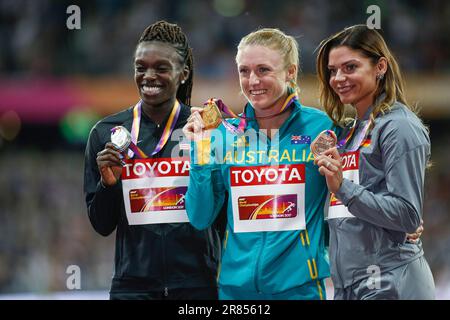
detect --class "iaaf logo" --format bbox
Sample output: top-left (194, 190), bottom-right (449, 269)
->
top-left (122, 157), bottom-right (190, 179)
top-left (230, 164), bottom-right (305, 187)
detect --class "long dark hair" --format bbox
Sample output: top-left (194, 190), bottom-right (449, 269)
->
top-left (316, 24), bottom-right (408, 127)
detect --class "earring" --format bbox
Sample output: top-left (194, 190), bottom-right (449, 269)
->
top-left (376, 73), bottom-right (384, 81)
top-left (289, 79), bottom-right (297, 89)
top-left (181, 80), bottom-right (186, 84)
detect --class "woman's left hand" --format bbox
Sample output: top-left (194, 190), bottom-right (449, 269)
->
top-left (406, 220), bottom-right (424, 243)
top-left (314, 147), bottom-right (344, 194)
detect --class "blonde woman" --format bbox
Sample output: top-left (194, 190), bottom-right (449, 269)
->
top-left (315, 25), bottom-right (435, 299)
top-left (183, 28), bottom-right (334, 299)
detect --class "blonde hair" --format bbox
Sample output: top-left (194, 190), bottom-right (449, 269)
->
top-left (316, 24), bottom-right (410, 128)
top-left (236, 28), bottom-right (300, 94)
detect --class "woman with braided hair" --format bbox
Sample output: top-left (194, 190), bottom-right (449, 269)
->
top-left (84, 21), bottom-right (220, 300)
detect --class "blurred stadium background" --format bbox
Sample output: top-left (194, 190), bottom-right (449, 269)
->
top-left (0, 0), bottom-right (449, 299)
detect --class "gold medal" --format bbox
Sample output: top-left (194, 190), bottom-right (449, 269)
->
top-left (310, 130), bottom-right (337, 157)
top-left (202, 100), bottom-right (222, 130)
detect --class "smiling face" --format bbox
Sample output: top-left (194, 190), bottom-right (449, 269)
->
top-left (236, 45), bottom-right (295, 116)
top-left (328, 45), bottom-right (386, 113)
top-left (134, 41), bottom-right (188, 108)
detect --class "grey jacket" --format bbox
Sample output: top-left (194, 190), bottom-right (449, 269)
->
top-left (327, 100), bottom-right (431, 289)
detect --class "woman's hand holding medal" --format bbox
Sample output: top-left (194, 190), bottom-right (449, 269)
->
top-left (97, 126), bottom-right (133, 187)
top-left (312, 130), bottom-right (344, 194)
top-left (183, 106), bottom-right (216, 165)
top-left (183, 106), bottom-right (215, 142)
top-left (96, 142), bottom-right (123, 187)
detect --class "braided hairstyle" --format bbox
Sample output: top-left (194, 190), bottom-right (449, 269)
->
top-left (138, 20), bottom-right (194, 105)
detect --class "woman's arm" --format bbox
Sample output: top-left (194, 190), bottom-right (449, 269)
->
top-left (186, 163), bottom-right (226, 230)
top-left (336, 144), bottom-right (427, 233)
top-left (84, 127), bottom-right (122, 236)
top-left (317, 118), bottom-right (429, 233)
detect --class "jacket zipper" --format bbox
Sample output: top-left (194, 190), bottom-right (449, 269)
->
top-left (333, 225), bottom-right (344, 287)
top-left (254, 135), bottom-right (271, 293)
top-left (254, 232), bottom-right (266, 293)
top-left (161, 230), bottom-right (168, 297)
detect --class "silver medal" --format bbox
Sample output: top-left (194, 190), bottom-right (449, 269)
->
top-left (111, 126), bottom-right (132, 153)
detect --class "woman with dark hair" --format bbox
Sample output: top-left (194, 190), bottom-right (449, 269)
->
top-left (315, 24), bottom-right (435, 299)
top-left (84, 21), bottom-right (220, 300)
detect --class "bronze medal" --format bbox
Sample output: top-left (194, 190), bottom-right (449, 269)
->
top-left (310, 130), bottom-right (337, 157)
top-left (202, 100), bottom-right (222, 130)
